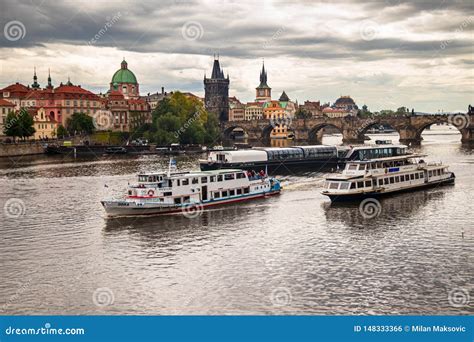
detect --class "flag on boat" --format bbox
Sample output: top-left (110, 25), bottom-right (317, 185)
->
top-left (170, 158), bottom-right (177, 171)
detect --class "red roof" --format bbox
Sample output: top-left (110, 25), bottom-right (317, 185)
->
top-left (1, 83), bottom-right (29, 93)
top-left (0, 99), bottom-right (15, 106)
top-left (54, 84), bottom-right (96, 95)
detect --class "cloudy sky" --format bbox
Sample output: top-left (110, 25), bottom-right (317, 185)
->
top-left (0, 0), bottom-right (472, 112)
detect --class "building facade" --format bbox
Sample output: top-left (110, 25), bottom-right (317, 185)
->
top-left (244, 102), bottom-right (264, 120)
top-left (228, 96), bottom-right (245, 121)
top-left (0, 99), bottom-right (15, 138)
top-left (32, 107), bottom-right (58, 140)
top-left (300, 100), bottom-right (323, 117)
top-left (204, 58), bottom-right (229, 122)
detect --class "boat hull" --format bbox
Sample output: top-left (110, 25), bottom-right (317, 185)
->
top-left (102, 190), bottom-right (280, 217)
top-left (324, 175), bottom-right (455, 202)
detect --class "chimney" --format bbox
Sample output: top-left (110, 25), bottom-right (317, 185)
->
top-left (161, 87), bottom-right (164, 94)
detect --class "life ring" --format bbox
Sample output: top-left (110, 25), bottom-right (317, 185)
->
top-left (147, 189), bottom-right (155, 196)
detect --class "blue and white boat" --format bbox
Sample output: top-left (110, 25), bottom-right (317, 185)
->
top-left (101, 168), bottom-right (281, 217)
top-left (322, 152), bottom-right (455, 201)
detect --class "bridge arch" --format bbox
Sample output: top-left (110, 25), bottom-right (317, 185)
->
top-left (223, 125), bottom-right (249, 140)
top-left (308, 123), bottom-right (343, 143)
top-left (357, 121), bottom-right (402, 141)
top-left (417, 120), bottom-right (463, 140)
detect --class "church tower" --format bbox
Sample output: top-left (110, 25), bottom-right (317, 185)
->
top-left (255, 62), bottom-right (271, 102)
top-left (31, 67), bottom-right (40, 89)
top-left (204, 57), bottom-right (229, 122)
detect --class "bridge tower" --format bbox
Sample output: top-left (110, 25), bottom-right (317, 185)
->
top-left (204, 57), bottom-right (229, 122)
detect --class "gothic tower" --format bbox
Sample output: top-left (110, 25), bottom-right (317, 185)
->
top-left (255, 62), bottom-right (271, 102)
top-left (204, 57), bottom-right (229, 122)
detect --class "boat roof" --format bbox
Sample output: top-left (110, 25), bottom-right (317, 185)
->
top-left (349, 144), bottom-right (407, 150)
top-left (347, 153), bottom-right (427, 163)
top-left (138, 169), bottom-right (245, 178)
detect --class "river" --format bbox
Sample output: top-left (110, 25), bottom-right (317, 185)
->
top-left (0, 126), bottom-right (472, 315)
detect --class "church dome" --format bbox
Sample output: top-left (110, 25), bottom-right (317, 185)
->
top-left (111, 59), bottom-right (137, 85)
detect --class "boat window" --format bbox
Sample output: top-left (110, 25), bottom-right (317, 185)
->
top-left (244, 187), bottom-right (250, 194)
top-left (410, 174), bottom-right (415, 180)
top-left (420, 172), bottom-right (424, 178)
top-left (236, 189), bottom-right (242, 195)
top-left (429, 171), bottom-right (433, 177)
top-left (357, 181), bottom-right (364, 188)
top-left (201, 177), bottom-right (208, 183)
top-left (348, 164), bottom-right (358, 171)
top-left (222, 190), bottom-right (228, 197)
top-left (192, 178), bottom-right (199, 184)
top-left (384, 178), bottom-right (389, 185)
top-left (210, 176), bottom-right (216, 182)
top-left (350, 182), bottom-right (356, 189)
top-left (174, 198), bottom-right (181, 204)
top-left (217, 175), bottom-right (223, 182)
top-left (400, 175), bottom-right (405, 182)
top-left (182, 179), bottom-right (189, 185)
top-left (358, 164), bottom-right (366, 171)
top-left (168, 180), bottom-right (173, 188)
top-left (230, 189), bottom-right (235, 196)
top-left (329, 182), bottom-right (339, 190)
top-left (415, 173), bottom-right (419, 179)
top-left (163, 192), bottom-right (172, 196)
top-left (378, 179), bottom-right (383, 186)
top-left (183, 196), bottom-right (190, 203)
top-left (340, 182), bottom-right (350, 190)
top-left (365, 180), bottom-right (372, 187)
top-left (236, 172), bottom-right (246, 179)
top-left (389, 177), bottom-right (394, 184)
top-left (395, 176), bottom-right (400, 182)
top-left (224, 174), bottom-right (235, 180)
top-left (214, 191), bottom-right (220, 198)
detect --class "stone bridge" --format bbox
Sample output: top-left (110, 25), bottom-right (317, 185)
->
top-left (222, 113), bottom-right (474, 146)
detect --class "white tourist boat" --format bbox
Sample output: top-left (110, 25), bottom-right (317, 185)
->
top-left (101, 167), bottom-right (281, 217)
top-left (322, 152), bottom-right (455, 201)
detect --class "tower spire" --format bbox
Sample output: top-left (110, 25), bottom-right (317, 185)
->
top-left (31, 67), bottom-right (40, 89)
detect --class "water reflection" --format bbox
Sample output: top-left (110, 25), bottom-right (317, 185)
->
top-left (322, 189), bottom-right (449, 228)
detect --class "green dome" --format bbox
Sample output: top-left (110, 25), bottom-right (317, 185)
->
top-left (111, 60), bottom-right (137, 84)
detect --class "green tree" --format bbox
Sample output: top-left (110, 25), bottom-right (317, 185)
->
top-left (66, 112), bottom-right (95, 135)
top-left (295, 108), bottom-right (312, 119)
top-left (56, 124), bottom-right (68, 138)
top-left (148, 92), bottom-right (219, 145)
top-left (3, 108), bottom-right (36, 141)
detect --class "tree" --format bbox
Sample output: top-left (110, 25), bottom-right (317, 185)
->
top-left (295, 108), bottom-right (312, 119)
top-left (396, 106), bottom-right (409, 116)
top-left (3, 108), bottom-right (36, 141)
top-left (359, 104), bottom-right (372, 117)
top-left (56, 125), bottom-right (68, 138)
top-left (66, 112), bottom-right (95, 135)
top-left (148, 92), bottom-right (219, 145)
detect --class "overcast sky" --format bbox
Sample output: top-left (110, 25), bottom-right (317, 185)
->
top-left (0, 0), bottom-right (473, 112)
